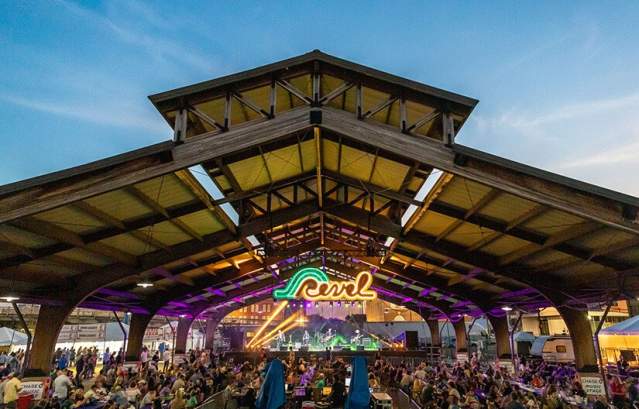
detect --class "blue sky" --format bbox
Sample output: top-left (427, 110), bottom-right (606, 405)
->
top-left (1, 1), bottom-right (638, 195)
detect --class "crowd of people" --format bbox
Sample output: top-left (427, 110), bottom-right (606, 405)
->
top-left (0, 345), bottom-right (638, 409)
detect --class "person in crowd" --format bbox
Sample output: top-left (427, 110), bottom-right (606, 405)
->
top-left (3, 373), bottom-right (22, 409)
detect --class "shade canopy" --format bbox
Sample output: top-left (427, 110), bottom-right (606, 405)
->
top-left (1, 50), bottom-right (638, 322)
top-left (0, 327), bottom-right (28, 346)
top-left (601, 315), bottom-right (639, 336)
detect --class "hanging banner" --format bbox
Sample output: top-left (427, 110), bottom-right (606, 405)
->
top-left (76, 324), bottom-right (105, 341)
top-left (57, 325), bottom-right (77, 342)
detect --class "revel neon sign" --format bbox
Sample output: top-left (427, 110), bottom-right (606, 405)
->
top-left (273, 267), bottom-right (377, 301)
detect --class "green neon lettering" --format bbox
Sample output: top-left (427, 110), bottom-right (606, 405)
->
top-left (273, 267), bottom-right (329, 300)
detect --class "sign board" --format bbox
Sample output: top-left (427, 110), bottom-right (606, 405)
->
top-left (273, 267), bottom-right (377, 301)
top-left (580, 374), bottom-right (606, 396)
top-left (21, 378), bottom-right (50, 400)
top-left (76, 324), bottom-right (105, 340)
top-left (173, 354), bottom-right (188, 365)
top-left (498, 360), bottom-right (515, 374)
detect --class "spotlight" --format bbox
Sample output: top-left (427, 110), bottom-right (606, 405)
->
top-left (179, 314), bottom-right (187, 318)
top-left (136, 281), bottom-right (154, 288)
top-left (501, 306), bottom-right (513, 311)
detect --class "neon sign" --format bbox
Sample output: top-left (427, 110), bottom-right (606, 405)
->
top-left (273, 267), bottom-right (377, 301)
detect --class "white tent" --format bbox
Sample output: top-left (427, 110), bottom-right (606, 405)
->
top-left (0, 327), bottom-right (28, 347)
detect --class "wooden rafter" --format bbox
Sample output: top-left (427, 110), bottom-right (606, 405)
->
top-left (9, 217), bottom-right (138, 266)
top-left (125, 185), bottom-right (203, 242)
top-left (435, 189), bottom-right (501, 242)
top-left (499, 222), bottom-right (601, 266)
top-left (73, 201), bottom-right (171, 252)
top-left (467, 205), bottom-right (546, 252)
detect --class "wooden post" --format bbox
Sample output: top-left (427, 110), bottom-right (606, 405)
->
top-left (173, 108), bottom-right (188, 144)
top-left (442, 112), bottom-right (455, 146)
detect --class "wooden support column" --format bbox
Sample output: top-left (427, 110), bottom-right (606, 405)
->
top-left (204, 316), bottom-right (221, 350)
top-left (173, 108), bottom-right (188, 143)
top-left (125, 313), bottom-right (153, 361)
top-left (442, 112), bottom-right (455, 146)
top-left (427, 319), bottom-right (441, 346)
top-left (488, 315), bottom-right (511, 359)
top-left (558, 307), bottom-right (598, 372)
top-left (453, 319), bottom-right (468, 356)
top-left (175, 317), bottom-right (193, 354)
top-left (29, 304), bottom-right (74, 375)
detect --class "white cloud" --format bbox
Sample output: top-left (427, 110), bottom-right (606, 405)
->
top-left (468, 90), bottom-right (639, 197)
top-left (1, 94), bottom-right (168, 134)
top-left (56, 0), bottom-right (216, 73)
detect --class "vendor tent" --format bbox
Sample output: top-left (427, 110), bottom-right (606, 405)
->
top-left (601, 316), bottom-right (639, 336)
top-left (599, 316), bottom-right (639, 366)
top-left (0, 327), bottom-right (28, 346)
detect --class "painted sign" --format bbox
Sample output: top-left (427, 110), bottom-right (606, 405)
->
top-left (21, 377), bottom-right (50, 400)
top-left (580, 374), bottom-right (606, 396)
top-left (273, 268), bottom-right (377, 301)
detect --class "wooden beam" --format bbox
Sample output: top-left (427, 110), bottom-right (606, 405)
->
top-left (126, 185), bottom-right (204, 242)
top-left (406, 111), bottom-right (440, 133)
top-left (9, 217), bottom-right (138, 267)
top-left (362, 96), bottom-right (398, 119)
top-left (314, 127), bottom-right (323, 209)
top-left (435, 189), bottom-right (500, 242)
top-left (174, 170), bottom-right (237, 235)
top-left (187, 106), bottom-right (225, 131)
top-left (73, 201), bottom-right (171, 252)
top-left (0, 107), bottom-right (312, 224)
top-left (276, 79), bottom-right (312, 104)
top-left (499, 223), bottom-right (601, 266)
top-left (323, 169), bottom-right (421, 206)
top-left (232, 91), bottom-right (270, 118)
top-left (320, 81), bottom-right (354, 105)
top-left (0, 200), bottom-right (207, 269)
top-left (466, 205), bottom-right (545, 252)
top-left (320, 107), bottom-right (639, 235)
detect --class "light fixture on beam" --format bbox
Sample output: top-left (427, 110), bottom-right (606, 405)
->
top-left (0, 296), bottom-right (19, 303)
top-left (137, 281), bottom-right (154, 288)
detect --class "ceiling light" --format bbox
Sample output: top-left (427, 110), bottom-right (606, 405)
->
top-left (1, 296), bottom-right (19, 303)
top-left (137, 281), bottom-right (154, 288)
top-left (501, 306), bottom-right (513, 311)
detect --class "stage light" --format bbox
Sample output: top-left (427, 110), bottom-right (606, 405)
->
top-left (136, 281), bottom-right (154, 288)
top-left (0, 296), bottom-right (19, 303)
top-left (253, 311), bottom-right (301, 347)
top-left (501, 306), bottom-right (513, 311)
top-left (247, 300), bottom-right (288, 348)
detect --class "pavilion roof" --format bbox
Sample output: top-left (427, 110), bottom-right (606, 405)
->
top-left (0, 50), bottom-right (638, 320)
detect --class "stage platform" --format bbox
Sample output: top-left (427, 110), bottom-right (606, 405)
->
top-left (221, 347), bottom-right (441, 363)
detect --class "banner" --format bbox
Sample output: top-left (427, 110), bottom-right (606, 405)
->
top-left (76, 324), bottom-right (105, 340)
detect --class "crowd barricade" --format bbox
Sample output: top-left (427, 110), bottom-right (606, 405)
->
top-left (397, 389), bottom-right (422, 409)
top-left (195, 390), bottom-right (227, 409)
